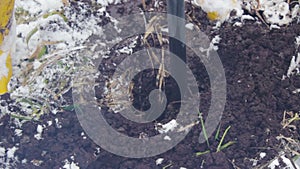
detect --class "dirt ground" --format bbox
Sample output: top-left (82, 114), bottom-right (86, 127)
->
top-left (0, 0), bottom-right (300, 168)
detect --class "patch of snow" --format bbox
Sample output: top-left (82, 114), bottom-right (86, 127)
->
top-left (0, 13), bottom-right (16, 79)
top-left (243, 0), bottom-right (299, 26)
top-left (15, 0), bottom-right (63, 14)
top-left (295, 156), bottom-right (300, 169)
top-left (47, 120), bottom-right (53, 126)
top-left (55, 118), bottom-right (62, 128)
top-left (185, 23), bottom-right (194, 30)
top-left (292, 88), bottom-right (300, 94)
top-left (200, 35), bottom-right (221, 53)
top-left (241, 15), bottom-right (255, 22)
top-left (286, 53), bottom-right (300, 78)
top-left (270, 24), bottom-right (281, 30)
top-left (233, 22), bottom-right (243, 27)
top-left (260, 0), bottom-right (292, 25)
top-left (8, 0), bottom-right (108, 119)
top-left (211, 35), bottom-right (221, 45)
top-left (33, 60), bottom-right (42, 70)
top-left (14, 129), bottom-right (23, 137)
top-left (0, 52), bottom-right (9, 78)
top-left (193, 0), bottom-right (243, 22)
top-left (94, 147), bottom-right (101, 156)
top-left (52, 109), bottom-right (58, 115)
top-left (156, 119), bottom-right (178, 133)
top-left (81, 132), bottom-right (87, 139)
top-left (163, 135), bottom-right (171, 141)
top-left (62, 159), bottom-right (80, 169)
top-left (296, 36), bottom-right (300, 48)
top-left (251, 158), bottom-right (258, 166)
top-left (268, 154), bottom-right (300, 169)
top-left (0, 146), bottom-right (19, 168)
top-left (96, 0), bottom-right (126, 6)
top-left (21, 159), bottom-right (27, 164)
top-left (156, 158), bottom-right (164, 165)
top-left (34, 124), bottom-right (44, 140)
top-left (281, 155), bottom-right (297, 169)
top-left (268, 158), bottom-right (279, 169)
top-left (260, 152), bottom-right (266, 159)
top-left (291, 5), bottom-right (299, 19)
top-left (0, 147), bottom-right (5, 157)
top-left (7, 146), bottom-right (18, 159)
top-left (118, 46), bottom-right (133, 55)
top-left (37, 124), bottom-right (43, 133)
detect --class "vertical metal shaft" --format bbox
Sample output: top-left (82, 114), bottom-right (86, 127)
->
top-left (167, 0), bottom-right (186, 101)
top-left (167, 0), bottom-right (186, 63)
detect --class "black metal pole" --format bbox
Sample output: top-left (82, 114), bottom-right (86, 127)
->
top-left (167, 0), bottom-right (186, 63)
top-left (167, 0), bottom-right (186, 102)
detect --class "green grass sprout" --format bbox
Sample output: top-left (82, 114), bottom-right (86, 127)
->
top-left (10, 113), bottom-right (33, 121)
top-left (215, 124), bottom-right (221, 140)
top-left (26, 27), bottom-right (38, 44)
top-left (199, 111), bottom-right (210, 147)
top-left (37, 45), bottom-right (48, 59)
top-left (162, 163), bottom-right (172, 169)
top-left (43, 11), bottom-right (68, 22)
top-left (196, 112), bottom-right (235, 156)
top-left (196, 150), bottom-right (210, 156)
top-left (216, 125), bottom-right (235, 152)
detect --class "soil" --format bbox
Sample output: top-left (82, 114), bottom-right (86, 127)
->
top-left (1, 0), bottom-right (300, 169)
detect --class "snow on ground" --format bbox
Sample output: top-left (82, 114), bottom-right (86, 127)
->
top-left (194, 0), bottom-right (299, 26)
top-left (7, 0), bottom-right (109, 118)
top-left (268, 153), bottom-right (300, 169)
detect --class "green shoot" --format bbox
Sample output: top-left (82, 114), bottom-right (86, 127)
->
top-left (61, 104), bottom-right (82, 112)
top-left (43, 11), bottom-right (68, 22)
top-left (216, 126), bottom-right (235, 152)
top-left (196, 150), bottom-right (210, 156)
top-left (37, 45), bottom-right (48, 59)
top-left (196, 111), bottom-right (235, 156)
top-left (288, 113), bottom-right (300, 125)
top-left (218, 141), bottom-right (236, 152)
top-left (10, 113), bottom-right (34, 121)
top-left (61, 104), bottom-right (76, 111)
top-left (26, 27), bottom-right (38, 44)
top-left (162, 163), bottom-right (172, 169)
top-left (199, 112), bottom-right (210, 147)
top-left (282, 111), bottom-right (300, 129)
top-left (200, 160), bottom-right (205, 168)
top-left (214, 124), bottom-right (221, 140)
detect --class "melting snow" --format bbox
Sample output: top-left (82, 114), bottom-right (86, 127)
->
top-left (34, 124), bottom-right (44, 140)
top-left (268, 158), bottom-right (280, 169)
top-left (156, 158), bottom-right (164, 165)
top-left (156, 119), bottom-right (178, 133)
top-left (286, 53), bottom-right (300, 78)
top-left (260, 152), bottom-right (266, 159)
top-left (62, 159), bottom-right (80, 169)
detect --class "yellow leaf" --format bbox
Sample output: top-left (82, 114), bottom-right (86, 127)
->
top-left (207, 11), bottom-right (219, 21)
top-left (0, 0), bottom-right (14, 95)
top-left (0, 0), bottom-right (15, 46)
top-left (0, 0), bottom-right (14, 28)
top-left (0, 52), bottom-right (12, 95)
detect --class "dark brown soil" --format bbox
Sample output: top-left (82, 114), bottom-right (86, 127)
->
top-left (0, 0), bottom-right (300, 169)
